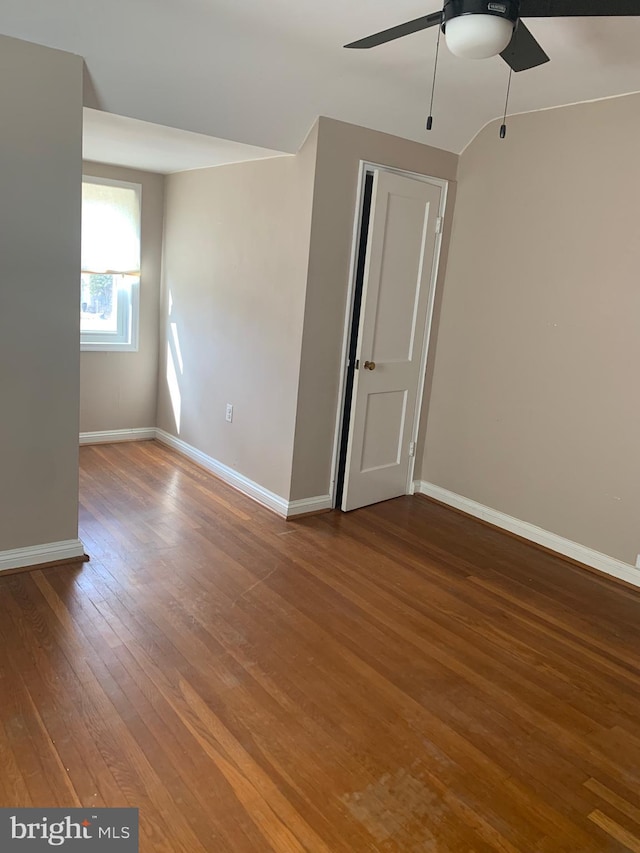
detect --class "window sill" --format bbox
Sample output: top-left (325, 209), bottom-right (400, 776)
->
top-left (81, 342), bottom-right (139, 353)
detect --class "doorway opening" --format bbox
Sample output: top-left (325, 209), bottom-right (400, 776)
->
top-left (334, 172), bottom-right (374, 509)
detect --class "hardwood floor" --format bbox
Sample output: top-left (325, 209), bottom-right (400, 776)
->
top-left (1, 440), bottom-right (640, 851)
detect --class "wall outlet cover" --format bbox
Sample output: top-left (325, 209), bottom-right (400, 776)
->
top-left (225, 404), bottom-right (233, 423)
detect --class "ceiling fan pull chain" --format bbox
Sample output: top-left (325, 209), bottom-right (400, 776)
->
top-left (426, 15), bottom-right (443, 131)
top-left (500, 68), bottom-right (513, 139)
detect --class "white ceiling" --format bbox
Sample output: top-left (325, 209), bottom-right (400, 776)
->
top-left (83, 109), bottom-right (286, 174)
top-left (2, 0), bottom-right (640, 158)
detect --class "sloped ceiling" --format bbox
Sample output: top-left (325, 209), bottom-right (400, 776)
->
top-left (2, 0), bottom-right (640, 155)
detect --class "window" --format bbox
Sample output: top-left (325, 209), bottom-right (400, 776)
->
top-left (81, 177), bottom-right (141, 351)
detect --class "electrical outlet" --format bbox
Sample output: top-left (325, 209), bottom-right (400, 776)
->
top-left (636, 554), bottom-right (640, 569)
top-left (225, 403), bottom-right (233, 423)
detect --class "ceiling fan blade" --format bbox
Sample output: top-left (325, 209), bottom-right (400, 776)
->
top-left (344, 12), bottom-right (442, 49)
top-left (520, 0), bottom-right (640, 16)
top-left (500, 21), bottom-right (550, 71)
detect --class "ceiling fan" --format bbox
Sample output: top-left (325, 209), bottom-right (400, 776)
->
top-left (345, 1), bottom-right (640, 73)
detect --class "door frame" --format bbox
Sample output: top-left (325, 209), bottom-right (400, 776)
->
top-left (330, 161), bottom-right (449, 509)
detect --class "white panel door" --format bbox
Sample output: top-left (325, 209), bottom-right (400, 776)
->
top-left (342, 170), bottom-right (442, 511)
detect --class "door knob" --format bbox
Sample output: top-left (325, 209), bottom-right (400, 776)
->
top-left (363, 360), bottom-right (376, 371)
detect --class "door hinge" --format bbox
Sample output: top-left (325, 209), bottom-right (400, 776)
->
top-left (435, 216), bottom-right (443, 235)
top-left (409, 441), bottom-right (416, 457)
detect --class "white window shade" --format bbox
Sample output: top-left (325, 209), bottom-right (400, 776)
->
top-left (81, 179), bottom-right (141, 275)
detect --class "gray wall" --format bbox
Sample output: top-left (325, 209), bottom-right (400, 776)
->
top-left (421, 94), bottom-right (640, 566)
top-left (80, 162), bottom-right (164, 432)
top-left (0, 36), bottom-right (83, 551)
top-left (157, 127), bottom-right (318, 499)
top-left (289, 117), bottom-right (458, 502)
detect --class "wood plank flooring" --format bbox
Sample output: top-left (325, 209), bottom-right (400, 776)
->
top-left (1, 440), bottom-right (640, 851)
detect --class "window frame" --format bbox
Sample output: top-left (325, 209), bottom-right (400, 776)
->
top-left (80, 175), bottom-right (142, 353)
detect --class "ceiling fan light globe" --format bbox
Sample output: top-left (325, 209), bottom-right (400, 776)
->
top-left (445, 14), bottom-right (514, 60)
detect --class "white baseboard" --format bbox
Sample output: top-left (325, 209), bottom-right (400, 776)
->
top-left (156, 429), bottom-right (293, 517)
top-left (414, 481), bottom-right (640, 590)
top-left (80, 428), bottom-right (156, 445)
top-left (0, 539), bottom-right (86, 573)
top-left (287, 495), bottom-right (333, 517)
